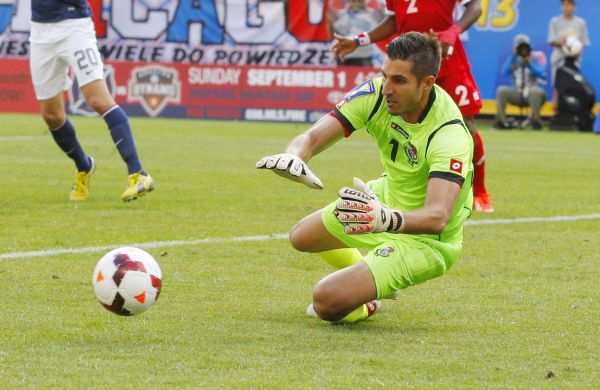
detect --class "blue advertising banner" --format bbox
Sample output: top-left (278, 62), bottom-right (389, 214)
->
top-left (463, 0), bottom-right (599, 102)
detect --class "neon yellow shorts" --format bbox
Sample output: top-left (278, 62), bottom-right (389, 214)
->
top-left (321, 179), bottom-right (462, 299)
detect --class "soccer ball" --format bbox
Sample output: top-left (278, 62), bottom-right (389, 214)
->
top-left (563, 36), bottom-right (583, 57)
top-left (92, 247), bottom-right (162, 316)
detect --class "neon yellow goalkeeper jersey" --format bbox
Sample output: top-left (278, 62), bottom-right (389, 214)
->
top-left (330, 79), bottom-right (473, 244)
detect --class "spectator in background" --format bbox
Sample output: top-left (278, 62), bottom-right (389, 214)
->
top-left (550, 40), bottom-right (596, 131)
top-left (494, 34), bottom-right (546, 130)
top-left (547, 0), bottom-right (590, 110)
top-left (332, 0), bottom-right (381, 67)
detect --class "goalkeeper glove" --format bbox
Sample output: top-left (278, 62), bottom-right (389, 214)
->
top-left (256, 153), bottom-right (323, 189)
top-left (334, 179), bottom-right (405, 235)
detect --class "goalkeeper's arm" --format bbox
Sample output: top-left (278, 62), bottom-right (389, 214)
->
top-left (401, 178), bottom-right (461, 234)
top-left (256, 114), bottom-right (345, 189)
top-left (336, 177), bottom-right (461, 235)
top-left (284, 115), bottom-right (345, 162)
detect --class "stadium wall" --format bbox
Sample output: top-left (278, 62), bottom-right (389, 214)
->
top-left (0, 0), bottom-right (598, 121)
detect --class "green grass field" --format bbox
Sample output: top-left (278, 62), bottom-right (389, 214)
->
top-left (1, 113), bottom-right (599, 388)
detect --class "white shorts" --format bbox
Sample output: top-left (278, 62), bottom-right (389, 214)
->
top-left (29, 18), bottom-right (104, 100)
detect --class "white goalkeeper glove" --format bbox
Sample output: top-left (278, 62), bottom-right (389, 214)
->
top-left (256, 153), bottom-right (323, 190)
top-left (334, 178), bottom-right (405, 234)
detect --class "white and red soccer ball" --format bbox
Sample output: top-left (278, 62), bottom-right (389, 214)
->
top-left (92, 247), bottom-right (162, 316)
top-left (563, 36), bottom-right (583, 58)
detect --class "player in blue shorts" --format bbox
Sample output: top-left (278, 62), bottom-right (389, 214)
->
top-left (29, 0), bottom-right (154, 201)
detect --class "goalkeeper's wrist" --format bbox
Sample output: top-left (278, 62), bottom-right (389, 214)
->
top-left (353, 32), bottom-right (371, 46)
top-left (388, 209), bottom-right (406, 233)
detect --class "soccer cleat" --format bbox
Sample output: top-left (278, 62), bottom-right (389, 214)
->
top-left (69, 157), bottom-right (96, 201)
top-left (474, 193), bottom-right (494, 213)
top-left (492, 120), bottom-right (512, 130)
top-left (306, 300), bottom-right (382, 319)
top-left (365, 300), bottom-right (381, 317)
top-left (121, 172), bottom-right (154, 202)
top-left (531, 119), bottom-right (543, 130)
top-left (306, 303), bottom-right (319, 318)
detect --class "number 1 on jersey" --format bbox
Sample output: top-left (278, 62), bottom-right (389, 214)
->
top-left (389, 139), bottom-right (400, 162)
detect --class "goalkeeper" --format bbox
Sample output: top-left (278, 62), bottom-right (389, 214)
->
top-left (257, 32), bottom-right (473, 324)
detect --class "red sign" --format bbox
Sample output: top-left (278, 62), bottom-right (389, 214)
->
top-left (1, 58), bottom-right (381, 122)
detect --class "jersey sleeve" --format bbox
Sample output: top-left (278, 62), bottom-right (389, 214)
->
top-left (328, 79), bottom-right (382, 137)
top-left (425, 123), bottom-right (472, 186)
top-left (385, 0), bottom-right (395, 15)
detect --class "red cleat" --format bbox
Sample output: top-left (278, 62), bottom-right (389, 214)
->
top-left (474, 193), bottom-right (494, 213)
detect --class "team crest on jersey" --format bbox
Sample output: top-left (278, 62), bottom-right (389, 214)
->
top-left (390, 122), bottom-right (410, 139)
top-left (128, 66), bottom-right (181, 117)
top-left (405, 142), bottom-right (418, 166)
top-left (450, 158), bottom-right (463, 173)
top-left (375, 247), bottom-right (395, 257)
top-left (336, 80), bottom-right (375, 109)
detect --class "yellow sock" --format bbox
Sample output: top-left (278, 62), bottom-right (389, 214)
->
top-left (318, 248), bottom-right (363, 269)
top-left (338, 304), bottom-right (369, 324)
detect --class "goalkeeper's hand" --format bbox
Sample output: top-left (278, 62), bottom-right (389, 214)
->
top-left (256, 153), bottom-right (323, 190)
top-left (334, 178), bottom-right (405, 234)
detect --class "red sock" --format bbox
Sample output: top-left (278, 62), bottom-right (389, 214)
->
top-left (472, 130), bottom-right (487, 196)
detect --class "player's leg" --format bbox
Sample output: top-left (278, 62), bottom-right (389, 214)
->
top-left (67, 20), bottom-right (153, 201)
top-left (85, 83), bottom-right (154, 201)
top-left (30, 38), bottom-right (94, 200)
top-left (290, 209), bottom-right (380, 323)
top-left (311, 261), bottom-right (378, 322)
top-left (79, 80), bottom-right (145, 176)
top-left (79, 79), bottom-right (154, 201)
top-left (317, 248), bottom-right (363, 269)
top-left (39, 93), bottom-right (92, 172)
top-left (301, 188), bottom-right (414, 322)
top-left (494, 86), bottom-right (519, 129)
top-left (528, 86), bottom-right (547, 129)
top-left (289, 209), bottom-right (349, 253)
top-left (291, 212), bottom-right (363, 268)
top-left (312, 236), bottom-right (456, 323)
top-left (39, 93), bottom-right (96, 201)
top-left (438, 71), bottom-right (493, 212)
top-left (465, 116), bottom-right (494, 212)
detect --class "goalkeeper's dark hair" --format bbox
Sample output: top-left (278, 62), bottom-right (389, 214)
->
top-left (386, 32), bottom-right (441, 81)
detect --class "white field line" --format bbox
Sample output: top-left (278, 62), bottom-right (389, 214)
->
top-left (0, 234), bottom-right (288, 260)
top-left (1, 213), bottom-right (600, 260)
top-left (465, 213), bottom-right (600, 225)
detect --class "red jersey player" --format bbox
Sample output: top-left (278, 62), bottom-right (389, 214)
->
top-left (332, 0), bottom-right (494, 212)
